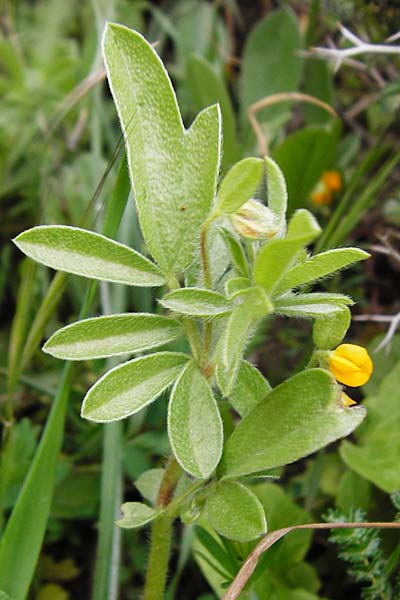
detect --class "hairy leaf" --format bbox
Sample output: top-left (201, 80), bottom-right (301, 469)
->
top-left (227, 360), bottom-right (271, 417)
top-left (205, 481), bottom-right (267, 542)
top-left (160, 287), bottom-right (232, 318)
top-left (220, 369), bottom-right (365, 478)
top-left (103, 24), bottom-right (221, 274)
top-left (265, 156), bottom-right (287, 229)
top-left (275, 248), bottom-right (369, 295)
top-left (116, 502), bottom-right (158, 529)
top-left (217, 157), bottom-right (264, 214)
top-left (216, 306), bottom-right (256, 395)
top-left (168, 362), bottom-right (223, 479)
top-left (313, 308), bottom-right (351, 350)
top-left (81, 352), bottom-right (189, 422)
top-left (13, 226), bottom-right (164, 287)
top-left (254, 210), bottom-right (321, 293)
top-left (43, 314), bottom-right (182, 360)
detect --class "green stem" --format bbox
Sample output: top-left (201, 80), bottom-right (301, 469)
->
top-left (199, 212), bottom-right (219, 364)
top-left (144, 516), bottom-right (174, 600)
top-left (144, 457), bottom-right (182, 600)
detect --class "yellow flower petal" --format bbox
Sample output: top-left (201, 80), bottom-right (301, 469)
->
top-left (329, 343), bottom-right (373, 387)
top-left (341, 392), bottom-right (357, 407)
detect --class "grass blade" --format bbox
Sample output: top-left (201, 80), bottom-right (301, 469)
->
top-left (0, 159), bottom-right (130, 599)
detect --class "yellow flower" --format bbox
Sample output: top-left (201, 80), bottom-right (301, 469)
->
top-left (311, 184), bottom-right (332, 206)
top-left (310, 170), bottom-right (341, 206)
top-left (341, 392), bottom-right (357, 407)
top-left (329, 343), bottom-right (373, 387)
top-left (322, 171), bottom-right (342, 192)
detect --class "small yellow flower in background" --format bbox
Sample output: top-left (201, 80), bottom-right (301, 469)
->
top-left (322, 170), bottom-right (342, 192)
top-left (341, 392), bottom-right (357, 407)
top-left (231, 199), bottom-right (280, 240)
top-left (311, 170), bottom-right (342, 206)
top-left (329, 343), bottom-right (373, 387)
top-left (311, 184), bottom-right (332, 206)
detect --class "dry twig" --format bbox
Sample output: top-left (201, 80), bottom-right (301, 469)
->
top-left (223, 521), bottom-right (400, 600)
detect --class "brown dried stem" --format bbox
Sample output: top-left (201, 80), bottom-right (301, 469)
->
top-left (248, 92), bottom-right (338, 156)
top-left (223, 521), bottom-right (400, 600)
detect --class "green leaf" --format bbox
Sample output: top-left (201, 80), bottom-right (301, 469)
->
top-left (254, 210), bottom-right (321, 293)
top-left (168, 362), bottom-right (223, 479)
top-left (103, 23), bottom-right (221, 274)
top-left (116, 502), bottom-right (158, 529)
top-left (274, 292), bottom-right (352, 319)
top-left (227, 360), bottom-right (271, 417)
top-left (217, 157), bottom-right (263, 214)
top-left (313, 308), bottom-right (351, 350)
top-left (254, 483), bottom-right (313, 565)
top-left (340, 362), bottom-right (400, 493)
top-left (43, 313), bottom-right (182, 360)
top-left (225, 277), bottom-right (251, 297)
top-left (286, 209), bottom-right (321, 243)
top-left (81, 352), bottom-right (189, 423)
top-left (186, 54), bottom-right (239, 170)
top-left (220, 369), bottom-right (365, 479)
top-left (235, 286), bottom-right (274, 318)
top-left (220, 229), bottom-right (249, 278)
top-left (241, 9), bottom-right (302, 123)
top-left (135, 468), bottom-right (164, 505)
top-left (265, 156), bottom-right (287, 229)
top-left (205, 481), bottom-right (267, 542)
top-left (272, 125), bottom-right (339, 211)
top-left (160, 287), bottom-right (232, 318)
top-left (303, 59), bottom-right (334, 125)
top-left (276, 293), bottom-right (353, 307)
top-left (274, 248), bottom-right (369, 295)
top-left (13, 226), bottom-right (164, 287)
top-left (216, 306), bottom-right (256, 395)
top-left (275, 304), bottom-right (345, 319)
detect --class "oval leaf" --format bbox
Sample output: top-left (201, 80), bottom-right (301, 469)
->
top-left (220, 369), bottom-right (366, 479)
top-left (135, 469), bottom-right (164, 505)
top-left (217, 157), bottom-right (263, 214)
top-left (168, 362), bottom-right (223, 479)
top-left (160, 288), bottom-right (232, 317)
top-left (81, 352), bottom-right (189, 422)
top-left (274, 293), bottom-right (352, 319)
top-left (265, 156), bottom-right (287, 228)
top-left (274, 248), bottom-right (370, 295)
top-left (116, 502), bottom-right (158, 529)
top-left (13, 226), bottom-right (165, 287)
top-left (43, 314), bottom-right (182, 360)
top-left (216, 305), bottom-right (255, 396)
top-left (313, 308), bottom-right (351, 350)
top-left (205, 481), bottom-right (267, 542)
top-left (227, 360), bottom-right (271, 418)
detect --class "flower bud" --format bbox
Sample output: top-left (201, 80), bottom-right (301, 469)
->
top-left (328, 343), bottom-right (373, 387)
top-left (231, 199), bottom-right (280, 240)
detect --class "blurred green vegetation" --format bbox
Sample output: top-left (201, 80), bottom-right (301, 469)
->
top-left (0, 1), bottom-right (399, 598)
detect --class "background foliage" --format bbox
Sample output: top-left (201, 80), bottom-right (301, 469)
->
top-left (0, 0), bottom-right (399, 598)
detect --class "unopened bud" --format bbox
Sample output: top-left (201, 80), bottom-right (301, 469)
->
top-left (231, 199), bottom-right (280, 240)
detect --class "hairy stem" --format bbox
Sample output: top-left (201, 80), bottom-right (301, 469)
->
top-left (143, 457), bottom-right (182, 600)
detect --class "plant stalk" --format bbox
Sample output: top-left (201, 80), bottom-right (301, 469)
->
top-left (143, 457), bottom-right (182, 600)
